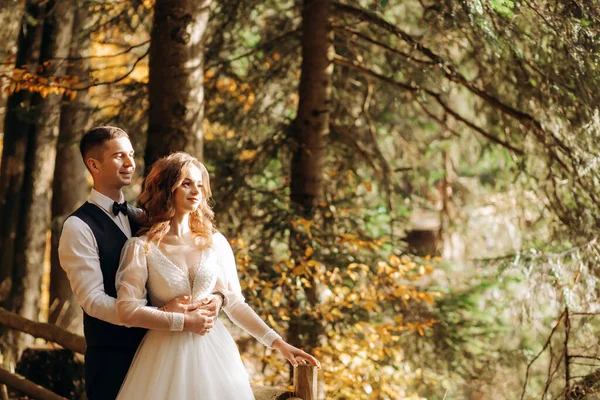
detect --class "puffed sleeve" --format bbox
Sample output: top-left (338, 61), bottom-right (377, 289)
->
top-left (116, 238), bottom-right (185, 331)
top-left (213, 232), bottom-right (282, 348)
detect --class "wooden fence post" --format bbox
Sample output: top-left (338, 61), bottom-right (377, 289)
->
top-left (293, 365), bottom-right (317, 400)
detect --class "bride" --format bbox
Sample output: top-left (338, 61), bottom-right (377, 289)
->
top-left (114, 152), bottom-right (320, 400)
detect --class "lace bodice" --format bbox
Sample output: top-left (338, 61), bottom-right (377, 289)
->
top-left (145, 242), bottom-right (216, 307)
top-left (115, 232), bottom-right (282, 348)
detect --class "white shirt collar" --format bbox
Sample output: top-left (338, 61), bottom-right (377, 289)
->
top-left (89, 188), bottom-right (125, 216)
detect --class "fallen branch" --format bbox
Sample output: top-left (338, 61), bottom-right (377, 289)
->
top-left (0, 308), bottom-right (85, 354)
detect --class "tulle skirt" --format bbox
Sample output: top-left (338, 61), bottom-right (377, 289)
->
top-left (116, 320), bottom-right (255, 400)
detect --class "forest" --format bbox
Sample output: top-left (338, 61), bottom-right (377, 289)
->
top-left (0, 0), bottom-right (599, 399)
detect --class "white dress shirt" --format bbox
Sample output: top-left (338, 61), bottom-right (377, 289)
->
top-left (58, 189), bottom-right (133, 326)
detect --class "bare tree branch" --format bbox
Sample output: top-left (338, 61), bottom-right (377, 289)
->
top-left (520, 310), bottom-right (566, 400)
top-left (50, 40), bottom-right (150, 61)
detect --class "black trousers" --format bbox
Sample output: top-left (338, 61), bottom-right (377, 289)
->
top-left (85, 346), bottom-right (138, 400)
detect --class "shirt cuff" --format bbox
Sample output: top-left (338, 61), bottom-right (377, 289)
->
top-left (170, 312), bottom-right (184, 331)
top-left (260, 329), bottom-right (282, 348)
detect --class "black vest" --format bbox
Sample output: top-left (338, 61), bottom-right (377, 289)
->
top-left (69, 202), bottom-right (147, 349)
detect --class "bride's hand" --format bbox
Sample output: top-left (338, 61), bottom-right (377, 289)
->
top-left (272, 339), bottom-right (321, 369)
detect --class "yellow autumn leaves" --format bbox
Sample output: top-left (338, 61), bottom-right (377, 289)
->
top-left (229, 220), bottom-right (442, 399)
top-left (4, 68), bottom-right (79, 99)
top-left (234, 231), bottom-right (441, 327)
top-left (205, 69), bottom-right (256, 111)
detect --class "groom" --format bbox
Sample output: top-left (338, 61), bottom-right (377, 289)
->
top-left (58, 126), bottom-right (222, 400)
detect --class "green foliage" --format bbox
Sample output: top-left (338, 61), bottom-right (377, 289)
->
top-left (489, 0), bottom-right (515, 18)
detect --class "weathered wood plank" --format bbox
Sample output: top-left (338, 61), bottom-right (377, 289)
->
top-left (0, 307), bottom-right (85, 354)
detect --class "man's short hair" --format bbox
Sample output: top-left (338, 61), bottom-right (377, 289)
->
top-left (80, 126), bottom-right (129, 163)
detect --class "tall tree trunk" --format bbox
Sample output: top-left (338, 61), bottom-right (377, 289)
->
top-left (2, 0), bottom-right (75, 361)
top-left (145, 0), bottom-right (212, 171)
top-left (49, 1), bottom-right (91, 333)
top-left (288, 0), bottom-right (333, 353)
top-left (0, 0), bottom-right (46, 309)
top-left (0, 0), bottom-right (25, 141)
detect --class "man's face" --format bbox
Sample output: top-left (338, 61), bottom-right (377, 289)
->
top-left (91, 137), bottom-right (135, 189)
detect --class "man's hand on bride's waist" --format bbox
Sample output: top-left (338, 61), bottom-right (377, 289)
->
top-left (182, 308), bottom-right (216, 335)
top-left (196, 294), bottom-right (223, 316)
top-left (159, 294), bottom-right (223, 336)
top-left (159, 295), bottom-right (198, 313)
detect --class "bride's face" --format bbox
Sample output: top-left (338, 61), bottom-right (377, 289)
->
top-left (173, 164), bottom-right (204, 214)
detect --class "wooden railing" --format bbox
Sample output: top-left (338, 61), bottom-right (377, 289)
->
top-left (0, 308), bottom-right (318, 400)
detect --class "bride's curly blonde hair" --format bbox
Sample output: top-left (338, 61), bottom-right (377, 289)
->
top-left (138, 152), bottom-right (215, 248)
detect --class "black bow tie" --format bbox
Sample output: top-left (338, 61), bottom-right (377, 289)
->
top-left (113, 201), bottom-right (128, 216)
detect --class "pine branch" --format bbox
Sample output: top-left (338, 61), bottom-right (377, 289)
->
top-left (206, 28), bottom-right (300, 70)
top-left (330, 124), bottom-right (381, 177)
top-left (431, 94), bottom-right (524, 155)
top-left (333, 54), bottom-right (417, 92)
top-left (414, 99), bottom-right (461, 139)
top-left (333, 55), bottom-right (524, 155)
top-left (333, 1), bottom-right (577, 173)
top-left (335, 26), bottom-right (435, 66)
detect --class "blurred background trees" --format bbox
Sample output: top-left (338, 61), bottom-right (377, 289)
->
top-left (1, 0), bottom-right (599, 398)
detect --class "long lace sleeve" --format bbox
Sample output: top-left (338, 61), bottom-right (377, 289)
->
top-left (116, 238), bottom-right (184, 331)
top-left (213, 233), bottom-right (282, 348)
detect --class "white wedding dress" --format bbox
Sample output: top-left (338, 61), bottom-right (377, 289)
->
top-left (114, 232), bottom-right (281, 400)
